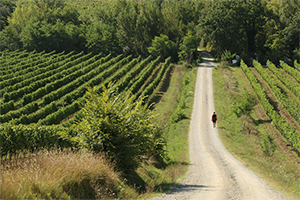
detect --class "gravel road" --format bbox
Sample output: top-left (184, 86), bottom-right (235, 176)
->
top-left (152, 52), bottom-right (285, 200)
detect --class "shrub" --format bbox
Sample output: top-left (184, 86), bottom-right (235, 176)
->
top-left (69, 84), bottom-right (166, 171)
top-left (232, 91), bottom-right (256, 118)
top-left (260, 133), bottom-right (276, 157)
top-left (221, 49), bottom-right (236, 62)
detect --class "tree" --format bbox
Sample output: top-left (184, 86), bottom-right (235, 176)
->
top-left (0, 25), bottom-right (21, 51)
top-left (160, 0), bottom-right (184, 43)
top-left (197, 0), bottom-right (243, 57)
top-left (19, 19), bottom-right (84, 53)
top-left (0, 0), bottom-right (16, 31)
top-left (85, 22), bottom-right (120, 55)
top-left (148, 34), bottom-right (177, 60)
top-left (179, 31), bottom-right (199, 63)
top-left (116, 0), bottom-right (162, 56)
top-left (7, 3), bottom-right (43, 33)
top-left (197, 0), bottom-right (268, 59)
top-left (281, 8), bottom-right (300, 58)
top-left (34, 0), bottom-right (65, 10)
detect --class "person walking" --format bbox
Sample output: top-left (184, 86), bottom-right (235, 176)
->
top-left (211, 112), bottom-right (217, 128)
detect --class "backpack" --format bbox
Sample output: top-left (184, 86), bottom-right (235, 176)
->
top-left (212, 114), bottom-right (217, 120)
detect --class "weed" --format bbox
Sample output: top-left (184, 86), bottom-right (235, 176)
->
top-left (260, 133), bottom-right (277, 157)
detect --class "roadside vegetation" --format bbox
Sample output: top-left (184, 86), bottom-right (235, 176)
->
top-left (213, 60), bottom-right (300, 200)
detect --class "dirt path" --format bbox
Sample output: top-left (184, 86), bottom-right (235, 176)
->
top-left (152, 52), bottom-right (285, 200)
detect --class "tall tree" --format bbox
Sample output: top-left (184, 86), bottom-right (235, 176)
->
top-left (85, 22), bottom-right (120, 55)
top-left (34, 0), bottom-right (65, 10)
top-left (116, 0), bottom-right (162, 56)
top-left (279, 0), bottom-right (300, 61)
top-left (197, 0), bottom-right (243, 56)
top-left (0, 0), bottom-right (16, 31)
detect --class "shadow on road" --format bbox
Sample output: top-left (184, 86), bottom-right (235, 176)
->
top-left (198, 50), bottom-right (217, 68)
top-left (161, 183), bottom-right (215, 195)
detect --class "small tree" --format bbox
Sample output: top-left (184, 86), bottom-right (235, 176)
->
top-left (179, 31), bottom-right (199, 63)
top-left (148, 34), bottom-right (177, 61)
top-left (72, 84), bottom-right (166, 171)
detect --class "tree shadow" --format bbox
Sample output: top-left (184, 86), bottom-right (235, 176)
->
top-left (122, 170), bottom-right (146, 191)
top-left (122, 161), bottom-right (190, 194)
top-left (152, 160), bottom-right (190, 170)
top-left (154, 183), bottom-right (214, 195)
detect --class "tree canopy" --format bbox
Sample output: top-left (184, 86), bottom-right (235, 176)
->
top-left (1, 0), bottom-right (299, 63)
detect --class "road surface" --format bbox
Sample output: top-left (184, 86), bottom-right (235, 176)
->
top-left (152, 52), bottom-right (284, 200)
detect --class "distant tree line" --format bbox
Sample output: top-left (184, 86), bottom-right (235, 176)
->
top-left (197, 0), bottom-right (300, 64)
top-left (1, 0), bottom-right (299, 64)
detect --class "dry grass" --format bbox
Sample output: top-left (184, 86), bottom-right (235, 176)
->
top-left (0, 150), bottom-right (137, 199)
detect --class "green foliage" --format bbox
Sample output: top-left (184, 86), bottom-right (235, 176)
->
top-left (148, 34), bottom-right (177, 61)
top-left (19, 19), bottom-right (84, 53)
top-left (0, 0), bottom-right (205, 56)
top-left (197, 0), bottom-right (246, 57)
top-left (0, 25), bottom-right (22, 51)
top-left (232, 91), bottom-right (256, 118)
top-left (293, 48), bottom-right (300, 62)
top-left (34, 0), bottom-right (65, 9)
top-left (265, 34), bottom-right (285, 62)
top-left (221, 50), bottom-right (236, 62)
top-left (278, 0), bottom-right (300, 61)
top-left (179, 32), bottom-right (199, 63)
top-left (141, 57), bottom-right (171, 101)
top-left (260, 133), bottom-right (276, 157)
top-left (0, 0), bottom-right (298, 61)
top-left (71, 84), bottom-right (166, 171)
top-left (0, 123), bottom-right (74, 157)
top-left (170, 86), bottom-right (191, 123)
top-left (0, 0), bottom-right (16, 30)
top-left (240, 59), bottom-right (300, 153)
top-left (85, 22), bottom-right (120, 55)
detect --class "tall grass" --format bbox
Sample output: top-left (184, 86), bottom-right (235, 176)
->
top-left (1, 150), bottom-right (137, 199)
top-left (139, 64), bottom-right (197, 198)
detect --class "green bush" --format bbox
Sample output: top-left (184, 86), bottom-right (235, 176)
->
top-left (221, 50), bottom-right (236, 62)
top-left (232, 92), bottom-right (256, 118)
top-left (260, 133), bottom-right (276, 157)
top-left (69, 84), bottom-right (166, 171)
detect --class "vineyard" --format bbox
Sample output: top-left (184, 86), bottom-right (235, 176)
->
top-left (240, 59), bottom-right (300, 154)
top-left (0, 50), bottom-right (172, 158)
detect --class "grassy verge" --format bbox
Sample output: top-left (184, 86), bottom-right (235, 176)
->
top-left (1, 150), bottom-right (139, 199)
top-left (213, 62), bottom-right (300, 200)
top-left (138, 63), bottom-right (197, 198)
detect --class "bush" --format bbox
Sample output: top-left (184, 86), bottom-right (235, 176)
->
top-left (148, 34), bottom-right (178, 61)
top-left (232, 91), bottom-right (256, 118)
top-left (70, 84), bottom-right (166, 171)
top-left (260, 133), bottom-right (276, 157)
top-left (221, 49), bottom-right (236, 62)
